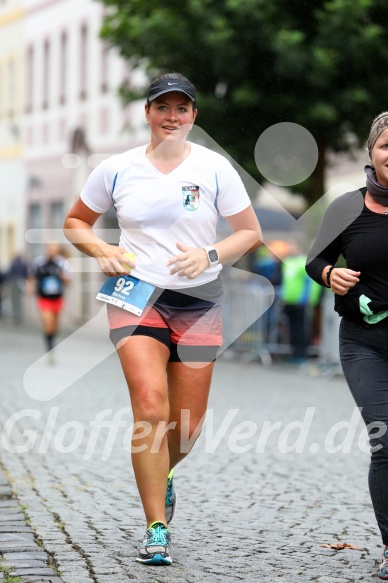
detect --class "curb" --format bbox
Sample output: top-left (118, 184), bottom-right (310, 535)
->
top-left (0, 468), bottom-right (63, 583)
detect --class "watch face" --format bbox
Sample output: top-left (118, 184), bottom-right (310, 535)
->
top-left (208, 249), bottom-right (218, 262)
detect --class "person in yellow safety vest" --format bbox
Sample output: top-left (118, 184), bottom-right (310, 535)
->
top-left (281, 246), bottom-right (322, 362)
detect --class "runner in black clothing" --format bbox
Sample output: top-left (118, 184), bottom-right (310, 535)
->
top-left (306, 111), bottom-right (388, 580)
top-left (28, 242), bottom-right (70, 358)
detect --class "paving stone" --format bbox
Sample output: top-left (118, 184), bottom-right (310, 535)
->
top-left (0, 484), bottom-right (13, 493)
top-left (0, 542), bottom-right (41, 553)
top-left (18, 579), bottom-right (63, 583)
top-left (0, 525), bottom-right (34, 533)
top-left (0, 500), bottom-right (19, 508)
top-left (59, 575), bottom-right (94, 583)
top-left (3, 552), bottom-right (49, 561)
top-left (0, 521), bottom-right (29, 533)
top-left (0, 532), bottom-right (35, 542)
top-left (0, 513), bottom-right (25, 522)
top-left (0, 506), bottom-right (23, 513)
top-left (10, 568), bottom-right (57, 577)
top-left (2, 560), bottom-right (48, 569)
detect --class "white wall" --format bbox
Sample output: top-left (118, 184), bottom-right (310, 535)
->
top-left (0, 0), bottom-right (27, 269)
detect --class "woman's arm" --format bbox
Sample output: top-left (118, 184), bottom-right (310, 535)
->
top-left (216, 205), bottom-right (262, 262)
top-left (306, 235), bottom-right (360, 295)
top-left (64, 198), bottom-right (135, 276)
top-left (306, 192), bottom-right (362, 295)
top-left (167, 205), bottom-right (262, 279)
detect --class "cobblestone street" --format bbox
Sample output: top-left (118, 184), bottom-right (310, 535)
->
top-left (0, 321), bottom-right (382, 582)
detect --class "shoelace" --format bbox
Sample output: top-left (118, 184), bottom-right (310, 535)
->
top-left (147, 525), bottom-right (169, 547)
top-left (165, 478), bottom-right (174, 505)
top-left (380, 551), bottom-right (388, 572)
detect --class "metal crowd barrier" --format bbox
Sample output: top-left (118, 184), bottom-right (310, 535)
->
top-left (221, 277), bottom-right (277, 365)
top-left (221, 275), bottom-right (323, 366)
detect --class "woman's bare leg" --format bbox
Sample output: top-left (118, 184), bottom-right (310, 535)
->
top-left (166, 361), bottom-right (214, 469)
top-left (117, 335), bottom-right (171, 526)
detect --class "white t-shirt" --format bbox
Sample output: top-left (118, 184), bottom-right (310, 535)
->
top-left (81, 142), bottom-right (251, 289)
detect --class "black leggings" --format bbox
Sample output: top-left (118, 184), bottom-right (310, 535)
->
top-left (340, 317), bottom-right (388, 544)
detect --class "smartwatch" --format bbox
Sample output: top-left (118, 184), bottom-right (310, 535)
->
top-left (203, 246), bottom-right (219, 267)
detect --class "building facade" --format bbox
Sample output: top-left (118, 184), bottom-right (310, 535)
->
top-left (23, 0), bottom-right (147, 322)
top-left (0, 0), bottom-right (26, 271)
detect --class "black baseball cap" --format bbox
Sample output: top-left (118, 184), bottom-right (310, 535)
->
top-left (147, 77), bottom-right (196, 103)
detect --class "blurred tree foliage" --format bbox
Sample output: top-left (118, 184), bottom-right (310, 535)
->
top-left (100, 0), bottom-right (388, 205)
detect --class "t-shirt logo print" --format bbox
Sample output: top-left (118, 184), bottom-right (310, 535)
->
top-left (182, 185), bottom-right (200, 211)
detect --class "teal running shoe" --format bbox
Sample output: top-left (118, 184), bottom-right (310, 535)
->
top-left (165, 469), bottom-right (176, 524)
top-left (136, 521), bottom-right (172, 565)
top-left (378, 547), bottom-right (388, 579)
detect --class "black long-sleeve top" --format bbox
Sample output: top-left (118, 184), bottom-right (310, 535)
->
top-left (306, 186), bottom-right (388, 322)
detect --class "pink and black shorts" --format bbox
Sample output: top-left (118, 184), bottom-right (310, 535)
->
top-left (108, 278), bottom-right (223, 362)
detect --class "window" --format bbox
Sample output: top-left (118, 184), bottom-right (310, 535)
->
top-left (50, 202), bottom-right (64, 230)
top-left (26, 46), bottom-right (34, 113)
top-left (59, 118), bottom-right (66, 141)
top-left (27, 125), bottom-right (34, 146)
top-left (42, 122), bottom-right (49, 144)
top-left (80, 25), bottom-right (88, 100)
top-left (29, 203), bottom-right (42, 229)
top-left (100, 107), bottom-right (108, 134)
top-left (59, 32), bottom-right (67, 105)
top-left (29, 203), bottom-right (43, 258)
top-left (8, 59), bottom-right (16, 116)
top-left (42, 40), bottom-right (50, 110)
top-left (100, 43), bottom-right (109, 93)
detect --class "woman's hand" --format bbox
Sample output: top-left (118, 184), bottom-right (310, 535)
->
top-left (64, 199), bottom-right (136, 277)
top-left (329, 267), bottom-right (360, 295)
top-left (167, 242), bottom-right (210, 279)
top-left (93, 243), bottom-right (136, 277)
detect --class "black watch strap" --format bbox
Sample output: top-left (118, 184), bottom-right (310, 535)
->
top-left (326, 265), bottom-right (335, 288)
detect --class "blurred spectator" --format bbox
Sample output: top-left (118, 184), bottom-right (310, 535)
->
top-left (281, 242), bottom-right (322, 363)
top-left (251, 244), bottom-right (283, 345)
top-left (0, 269), bottom-right (5, 319)
top-left (27, 242), bottom-right (71, 362)
top-left (251, 245), bottom-right (282, 286)
top-left (7, 254), bottom-right (29, 324)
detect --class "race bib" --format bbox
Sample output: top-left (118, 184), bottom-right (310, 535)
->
top-left (96, 275), bottom-right (155, 316)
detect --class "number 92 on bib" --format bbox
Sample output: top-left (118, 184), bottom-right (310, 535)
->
top-left (96, 275), bottom-right (155, 316)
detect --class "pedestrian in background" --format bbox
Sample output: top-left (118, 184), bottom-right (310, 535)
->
top-left (27, 242), bottom-right (71, 360)
top-left (282, 241), bottom-right (321, 363)
top-left (306, 111), bottom-right (388, 580)
top-left (251, 244), bottom-right (282, 346)
top-left (64, 72), bottom-right (262, 566)
top-left (7, 254), bottom-right (28, 324)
